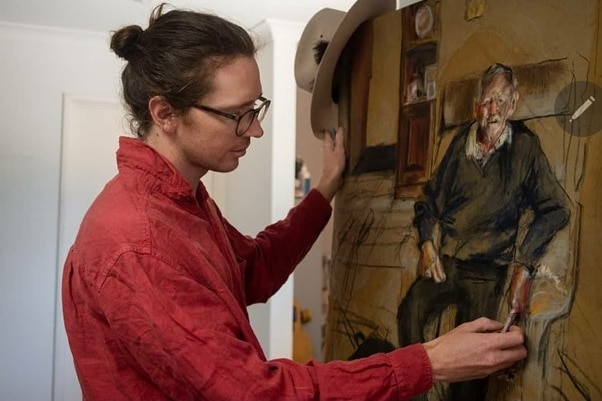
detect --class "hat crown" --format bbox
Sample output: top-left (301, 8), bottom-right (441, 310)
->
top-left (294, 0), bottom-right (396, 136)
top-left (295, 8), bottom-right (345, 93)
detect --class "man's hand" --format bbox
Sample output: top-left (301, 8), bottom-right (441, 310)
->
top-left (506, 263), bottom-right (535, 320)
top-left (419, 240), bottom-right (446, 282)
top-left (315, 127), bottom-right (346, 202)
top-left (423, 317), bottom-right (527, 382)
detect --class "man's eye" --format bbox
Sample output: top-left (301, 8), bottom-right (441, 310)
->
top-left (235, 106), bottom-right (254, 115)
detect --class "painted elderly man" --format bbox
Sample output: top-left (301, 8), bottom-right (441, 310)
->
top-left (397, 63), bottom-right (571, 401)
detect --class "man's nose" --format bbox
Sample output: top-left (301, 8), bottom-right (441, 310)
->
top-left (245, 118), bottom-right (264, 139)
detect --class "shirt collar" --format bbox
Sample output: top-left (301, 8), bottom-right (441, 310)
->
top-left (116, 136), bottom-right (198, 200)
top-left (466, 122), bottom-right (513, 161)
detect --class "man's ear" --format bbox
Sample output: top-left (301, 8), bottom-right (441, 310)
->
top-left (508, 91), bottom-right (519, 117)
top-left (149, 96), bottom-right (177, 134)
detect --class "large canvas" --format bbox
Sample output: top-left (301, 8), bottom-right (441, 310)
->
top-left (324, 1), bottom-right (602, 400)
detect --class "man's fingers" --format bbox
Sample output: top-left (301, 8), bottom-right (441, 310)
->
top-left (459, 317), bottom-right (505, 333)
top-left (432, 263), bottom-right (447, 283)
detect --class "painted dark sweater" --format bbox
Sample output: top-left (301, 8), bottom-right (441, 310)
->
top-left (414, 120), bottom-right (570, 267)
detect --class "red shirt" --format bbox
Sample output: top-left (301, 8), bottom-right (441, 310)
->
top-left (62, 137), bottom-right (432, 401)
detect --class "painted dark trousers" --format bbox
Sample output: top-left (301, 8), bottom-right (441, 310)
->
top-left (397, 256), bottom-right (509, 401)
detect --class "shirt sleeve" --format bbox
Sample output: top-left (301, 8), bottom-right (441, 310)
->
top-left (516, 137), bottom-right (571, 266)
top-left (220, 189), bottom-right (333, 305)
top-left (414, 133), bottom-right (464, 243)
top-left (98, 252), bottom-right (433, 401)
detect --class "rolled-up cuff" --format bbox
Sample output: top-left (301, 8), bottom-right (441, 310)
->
top-left (387, 343), bottom-right (433, 400)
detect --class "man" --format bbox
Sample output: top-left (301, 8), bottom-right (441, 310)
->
top-left (62, 7), bottom-right (527, 401)
top-left (398, 63), bottom-right (571, 401)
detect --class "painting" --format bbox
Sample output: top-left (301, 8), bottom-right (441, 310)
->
top-left (325, 0), bottom-right (602, 400)
top-left (397, 61), bottom-right (575, 401)
top-left (465, 0), bottom-right (486, 21)
top-left (344, 11), bottom-right (401, 175)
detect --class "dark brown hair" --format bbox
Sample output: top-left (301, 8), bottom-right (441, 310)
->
top-left (110, 4), bottom-right (256, 138)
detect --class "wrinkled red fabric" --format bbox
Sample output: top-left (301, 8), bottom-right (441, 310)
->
top-left (62, 137), bottom-right (432, 401)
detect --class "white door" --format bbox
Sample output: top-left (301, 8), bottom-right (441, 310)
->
top-left (54, 95), bottom-right (125, 401)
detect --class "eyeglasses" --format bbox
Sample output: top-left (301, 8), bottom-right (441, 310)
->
top-left (192, 96), bottom-right (271, 136)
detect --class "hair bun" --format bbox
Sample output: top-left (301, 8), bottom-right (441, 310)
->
top-left (110, 25), bottom-right (144, 60)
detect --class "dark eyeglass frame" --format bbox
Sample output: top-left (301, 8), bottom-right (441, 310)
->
top-left (192, 96), bottom-right (271, 136)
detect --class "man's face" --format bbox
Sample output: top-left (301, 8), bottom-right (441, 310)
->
top-left (475, 74), bottom-right (518, 139)
top-left (176, 56), bottom-right (265, 176)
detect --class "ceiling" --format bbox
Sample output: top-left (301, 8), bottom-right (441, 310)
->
top-left (0, 0), bottom-right (357, 33)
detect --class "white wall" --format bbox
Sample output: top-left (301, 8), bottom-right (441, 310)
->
top-left (238, 19), bottom-right (304, 359)
top-left (294, 89), bottom-right (333, 360)
top-left (0, 18), bottom-right (301, 400)
top-left (0, 22), bottom-right (123, 401)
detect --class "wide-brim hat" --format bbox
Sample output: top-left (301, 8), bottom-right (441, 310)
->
top-left (295, 0), bottom-right (396, 137)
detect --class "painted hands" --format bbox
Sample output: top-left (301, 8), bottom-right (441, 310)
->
top-left (423, 317), bottom-right (527, 383)
top-left (502, 263), bottom-right (535, 331)
top-left (419, 240), bottom-right (446, 282)
top-left (316, 127), bottom-right (346, 202)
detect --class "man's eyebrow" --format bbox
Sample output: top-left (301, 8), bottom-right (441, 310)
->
top-left (230, 94), bottom-right (264, 110)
